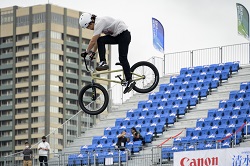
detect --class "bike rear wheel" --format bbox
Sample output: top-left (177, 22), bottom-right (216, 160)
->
top-left (78, 83), bottom-right (109, 115)
top-left (131, 61), bottom-right (159, 93)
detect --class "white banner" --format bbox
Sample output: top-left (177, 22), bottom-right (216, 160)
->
top-left (174, 147), bottom-right (250, 166)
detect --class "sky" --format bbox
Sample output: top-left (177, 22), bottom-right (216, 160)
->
top-left (1, 0), bottom-right (250, 66)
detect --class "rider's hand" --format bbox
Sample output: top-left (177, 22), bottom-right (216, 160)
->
top-left (89, 52), bottom-right (96, 61)
top-left (81, 51), bottom-right (88, 58)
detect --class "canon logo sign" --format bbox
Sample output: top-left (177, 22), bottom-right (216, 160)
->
top-left (180, 156), bottom-right (219, 166)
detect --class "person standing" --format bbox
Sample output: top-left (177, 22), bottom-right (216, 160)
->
top-left (38, 136), bottom-right (50, 166)
top-left (23, 141), bottom-right (33, 166)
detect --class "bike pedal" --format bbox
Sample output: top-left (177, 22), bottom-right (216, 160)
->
top-left (115, 75), bottom-right (122, 78)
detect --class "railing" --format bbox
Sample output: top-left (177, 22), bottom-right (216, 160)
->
top-left (3, 42), bottom-right (250, 165)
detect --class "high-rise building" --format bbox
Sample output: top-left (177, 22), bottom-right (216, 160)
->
top-left (0, 4), bottom-right (110, 164)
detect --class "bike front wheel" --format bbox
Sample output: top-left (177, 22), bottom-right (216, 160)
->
top-left (131, 61), bottom-right (159, 93)
top-left (78, 83), bottom-right (109, 115)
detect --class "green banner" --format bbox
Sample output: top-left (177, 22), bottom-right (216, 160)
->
top-left (236, 3), bottom-right (249, 40)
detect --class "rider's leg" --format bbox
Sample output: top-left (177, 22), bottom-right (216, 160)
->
top-left (97, 35), bottom-right (117, 61)
top-left (117, 30), bottom-right (135, 94)
top-left (96, 35), bottom-right (117, 71)
top-left (117, 30), bottom-right (131, 81)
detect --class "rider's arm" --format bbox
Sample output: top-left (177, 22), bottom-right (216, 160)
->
top-left (86, 34), bottom-right (100, 53)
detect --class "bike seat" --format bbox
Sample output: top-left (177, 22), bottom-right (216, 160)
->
top-left (115, 62), bottom-right (122, 66)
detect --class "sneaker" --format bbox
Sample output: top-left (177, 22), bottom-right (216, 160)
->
top-left (96, 61), bottom-right (109, 71)
top-left (123, 79), bottom-right (136, 94)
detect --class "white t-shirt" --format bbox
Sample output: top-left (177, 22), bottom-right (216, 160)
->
top-left (38, 142), bottom-right (50, 156)
top-left (93, 16), bottom-right (128, 37)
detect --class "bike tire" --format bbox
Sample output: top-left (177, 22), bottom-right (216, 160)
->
top-left (78, 83), bottom-right (109, 115)
top-left (130, 61), bottom-right (159, 93)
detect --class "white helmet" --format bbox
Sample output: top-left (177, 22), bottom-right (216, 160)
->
top-left (79, 13), bottom-right (92, 28)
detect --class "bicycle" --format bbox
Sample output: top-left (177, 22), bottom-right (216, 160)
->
top-left (78, 55), bottom-right (159, 115)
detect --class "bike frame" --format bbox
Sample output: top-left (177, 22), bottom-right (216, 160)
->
top-left (91, 69), bottom-right (145, 84)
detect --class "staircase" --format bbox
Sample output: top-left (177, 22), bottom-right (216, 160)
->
top-left (50, 64), bottom-right (250, 165)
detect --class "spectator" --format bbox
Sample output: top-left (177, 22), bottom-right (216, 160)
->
top-left (38, 136), bottom-right (50, 166)
top-left (131, 127), bottom-right (145, 145)
top-left (116, 131), bottom-right (130, 151)
top-left (23, 141), bottom-right (32, 166)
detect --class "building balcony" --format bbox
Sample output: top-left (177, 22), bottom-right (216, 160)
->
top-left (0, 126), bottom-right (12, 131)
top-left (65, 52), bottom-right (78, 58)
top-left (66, 62), bottom-right (79, 69)
top-left (0, 136), bottom-right (12, 141)
top-left (0, 64), bottom-right (13, 70)
top-left (0, 105), bottom-right (13, 110)
top-left (0, 42), bottom-right (13, 49)
top-left (0, 115), bottom-right (13, 121)
top-left (1, 52), bottom-right (14, 59)
top-left (0, 84), bottom-right (12, 90)
top-left (0, 146), bottom-right (12, 152)
top-left (66, 41), bottom-right (79, 48)
top-left (0, 95), bottom-right (12, 100)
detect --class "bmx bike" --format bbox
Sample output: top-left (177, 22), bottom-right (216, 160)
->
top-left (78, 56), bottom-right (159, 115)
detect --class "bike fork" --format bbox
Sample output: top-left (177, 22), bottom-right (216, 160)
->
top-left (91, 80), bottom-right (97, 101)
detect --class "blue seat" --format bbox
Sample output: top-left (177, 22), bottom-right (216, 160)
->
top-left (104, 127), bottom-right (112, 136)
top-left (229, 90), bottom-right (238, 100)
top-left (133, 141), bottom-right (142, 152)
top-left (156, 124), bottom-right (165, 134)
top-left (196, 118), bottom-right (205, 128)
top-left (207, 109), bottom-right (216, 119)
top-left (202, 65), bottom-right (210, 73)
top-left (170, 76), bottom-right (178, 83)
top-left (221, 69), bottom-right (230, 81)
top-left (167, 115), bottom-right (176, 125)
top-left (240, 82), bottom-right (250, 90)
top-left (210, 78), bottom-right (220, 89)
top-left (194, 66), bottom-right (203, 74)
top-left (180, 68), bottom-right (188, 75)
top-left (115, 118), bottom-right (123, 127)
top-left (92, 136), bottom-right (102, 145)
top-left (221, 141), bottom-right (231, 148)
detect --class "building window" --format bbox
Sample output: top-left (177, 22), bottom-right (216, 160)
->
top-left (1, 69), bottom-right (13, 75)
top-left (1, 90), bottom-right (12, 96)
top-left (17, 34), bottom-right (29, 42)
top-left (66, 78), bottom-right (78, 85)
top-left (0, 58), bottom-right (13, 65)
top-left (16, 15), bottom-right (29, 26)
top-left (16, 87), bottom-right (29, 94)
top-left (2, 47), bottom-right (13, 54)
top-left (32, 53), bottom-right (45, 60)
top-left (66, 46), bottom-right (79, 54)
top-left (51, 13), bottom-right (63, 25)
top-left (1, 79), bottom-right (13, 85)
top-left (66, 35), bottom-right (78, 43)
top-left (16, 66), bottom-right (29, 73)
top-left (51, 42), bottom-right (62, 50)
top-left (32, 13), bottom-right (46, 24)
top-left (15, 108), bottom-right (28, 115)
top-left (16, 97), bottom-right (29, 104)
top-left (16, 55), bottom-right (29, 62)
top-left (0, 10), bottom-right (13, 24)
top-left (51, 31), bottom-right (62, 39)
top-left (2, 36), bottom-right (13, 43)
top-left (66, 57), bottom-right (78, 64)
top-left (66, 67), bottom-right (78, 75)
top-left (16, 76), bottom-right (29, 83)
top-left (17, 45), bottom-right (29, 52)
top-left (67, 16), bottom-right (78, 28)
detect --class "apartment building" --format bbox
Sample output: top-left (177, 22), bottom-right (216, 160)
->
top-left (0, 4), bottom-right (110, 163)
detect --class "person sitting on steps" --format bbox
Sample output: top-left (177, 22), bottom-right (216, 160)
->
top-left (79, 13), bottom-right (136, 94)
